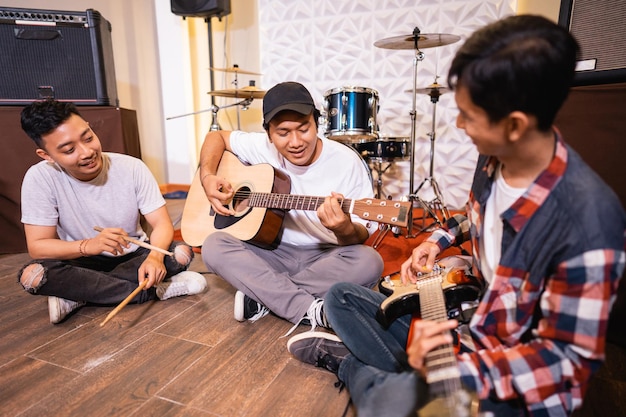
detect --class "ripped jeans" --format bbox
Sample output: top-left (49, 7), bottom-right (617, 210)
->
top-left (17, 242), bottom-right (193, 305)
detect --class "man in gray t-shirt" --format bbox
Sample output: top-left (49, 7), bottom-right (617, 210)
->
top-left (18, 100), bottom-right (206, 324)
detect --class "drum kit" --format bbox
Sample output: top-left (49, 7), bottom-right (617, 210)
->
top-left (168, 28), bottom-right (461, 239)
top-left (325, 28), bottom-right (461, 238)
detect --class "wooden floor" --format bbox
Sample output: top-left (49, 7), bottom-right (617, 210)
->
top-left (0, 252), bottom-right (356, 417)
top-left (4, 219), bottom-right (623, 416)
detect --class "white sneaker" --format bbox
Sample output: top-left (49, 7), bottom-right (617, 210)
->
top-left (48, 296), bottom-right (86, 324)
top-left (156, 271), bottom-right (207, 300)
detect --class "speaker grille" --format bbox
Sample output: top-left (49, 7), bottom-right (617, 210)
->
top-left (0, 7), bottom-right (117, 106)
top-left (570, 0), bottom-right (626, 72)
top-left (0, 25), bottom-right (98, 102)
top-left (170, 0), bottom-right (231, 18)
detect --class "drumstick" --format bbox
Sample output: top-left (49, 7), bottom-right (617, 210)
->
top-left (93, 226), bottom-right (174, 257)
top-left (99, 280), bottom-right (148, 327)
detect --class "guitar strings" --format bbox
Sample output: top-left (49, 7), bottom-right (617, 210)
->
top-left (231, 189), bottom-right (351, 210)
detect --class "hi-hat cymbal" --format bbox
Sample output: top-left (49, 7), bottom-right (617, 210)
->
top-left (374, 33), bottom-right (461, 50)
top-left (209, 66), bottom-right (261, 75)
top-left (405, 83), bottom-right (450, 96)
top-left (207, 86), bottom-right (266, 99)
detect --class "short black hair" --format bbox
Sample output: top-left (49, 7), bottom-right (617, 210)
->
top-left (21, 99), bottom-right (81, 148)
top-left (448, 14), bottom-right (580, 130)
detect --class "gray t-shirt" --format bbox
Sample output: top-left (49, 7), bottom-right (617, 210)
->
top-left (21, 152), bottom-right (165, 256)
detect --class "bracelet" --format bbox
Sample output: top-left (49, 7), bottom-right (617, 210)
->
top-left (200, 173), bottom-right (214, 183)
top-left (78, 239), bottom-right (90, 257)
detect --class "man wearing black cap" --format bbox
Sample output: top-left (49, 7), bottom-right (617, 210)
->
top-left (198, 81), bottom-right (384, 332)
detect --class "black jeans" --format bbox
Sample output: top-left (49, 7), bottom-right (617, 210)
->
top-left (18, 242), bottom-right (191, 305)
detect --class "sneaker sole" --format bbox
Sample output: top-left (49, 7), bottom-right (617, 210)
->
top-left (234, 291), bottom-right (246, 322)
top-left (48, 296), bottom-right (62, 324)
top-left (286, 330), bottom-right (342, 353)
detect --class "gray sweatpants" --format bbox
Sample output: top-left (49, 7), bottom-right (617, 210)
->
top-left (202, 232), bottom-right (384, 324)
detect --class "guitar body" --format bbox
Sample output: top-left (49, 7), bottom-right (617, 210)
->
top-left (376, 262), bottom-right (482, 329)
top-left (181, 151), bottom-right (290, 248)
top-left (418, 391), bottom-right (478, 417)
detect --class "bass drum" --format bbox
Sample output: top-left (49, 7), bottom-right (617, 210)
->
top-left (355, 135), bottom-right (411, 162)
top-left (323, 86), bottom-right (379, 143)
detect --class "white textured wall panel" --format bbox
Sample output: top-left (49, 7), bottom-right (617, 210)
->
top-left (258, 0), bottom-right (516, 209)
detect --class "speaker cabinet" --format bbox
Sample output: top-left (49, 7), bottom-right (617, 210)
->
top-left (559, 0), bottom-right (626, 86)
top-left (0, 7), bottom-right (118, 106)
top-left (171, 0), bottom-right (231, 19)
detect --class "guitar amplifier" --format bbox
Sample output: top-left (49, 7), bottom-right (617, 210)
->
top-left (0, 7), bottom-right (118, 106)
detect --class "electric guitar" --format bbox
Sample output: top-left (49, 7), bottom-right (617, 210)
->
top-left (377, 257), bottom-right (483, 417)
top-left (181, 151), bottom-right (411, 247)
top-left (377, 257), bottom-right (482, 328)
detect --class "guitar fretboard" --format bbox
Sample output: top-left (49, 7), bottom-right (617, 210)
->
top-left (241, 191), bottom-right (352, 212)
top-left (418, 270), bottom-right (463, 397)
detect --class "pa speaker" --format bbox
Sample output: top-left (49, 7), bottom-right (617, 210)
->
top-left (171, 0), bottom-right (231, 19)
top-left (559, 0), bottom-right (626, 86)
top-left (0, 7), bottom-right (118, 106)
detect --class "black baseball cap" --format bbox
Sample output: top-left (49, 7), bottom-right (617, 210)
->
top-left (263, 81), bottom-right (316, 126)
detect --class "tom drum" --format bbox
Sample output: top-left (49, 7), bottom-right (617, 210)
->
top-left (323, 86), bottom-right (379, 143)
top-left (355, 136), bottom-right (411, 162)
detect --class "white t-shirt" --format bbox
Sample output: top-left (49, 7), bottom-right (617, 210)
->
top-left (480, 164), bottom-right (527, 282)
top-left (21, 152), bottom-right (165, 256)
top-left (229, 131), bottom-right (377, 246)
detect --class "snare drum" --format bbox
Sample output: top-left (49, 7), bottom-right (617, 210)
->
top-left (323, 86), bottom-right (379, 143)
top-left (355, 136), bottom-right (411, 162)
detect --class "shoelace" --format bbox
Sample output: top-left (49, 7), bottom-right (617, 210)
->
top-left (248, 305), bottom-right (270, 322)
top-left (282, 298), bottom-right (326, 337)
top-left (156, 281), bottom-right (188, 300)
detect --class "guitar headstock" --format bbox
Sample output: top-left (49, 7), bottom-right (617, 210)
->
top-left (352, 198), bottom-right (411, 227)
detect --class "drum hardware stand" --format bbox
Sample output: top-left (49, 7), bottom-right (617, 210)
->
top-left (165, 97), bottom-right (253, 131)
top-left (227, 69), bottom-right (257, 130)
top-left (370, 160), bottom-right (394, 199)
top-left (409, 76), bottom-right (450, 234)
top-left (372, 222), bottom-right (402, 249)
top-left (372, 28), bottom-right (461, 238)
top-left (406, 27), bottom-right (435, 238)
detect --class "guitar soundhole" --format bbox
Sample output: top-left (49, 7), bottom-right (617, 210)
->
top-left (232, 186), bottom-right (251, 216)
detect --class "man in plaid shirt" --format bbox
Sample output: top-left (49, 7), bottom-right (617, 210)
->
top-left (287, 15), bottom-right (626, 416)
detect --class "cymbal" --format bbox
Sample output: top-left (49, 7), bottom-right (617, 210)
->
top-left (207, 86), bottom-right (266, 99)
top-left (209, 66), bottom-right (261, 75)
top-left (374, 33), bottom-right (461, 50)
top-left (405, 83), bottom-right (450, 96)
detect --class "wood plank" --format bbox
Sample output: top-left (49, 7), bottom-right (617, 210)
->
top-left (27, 297), bottom-right (197, 372)
top-left (245, 361), bottom-right (355, 417)
top-left (154, 273), bottom-right (238, 346)
top-left (18, 332), bottom-right (210, 417)
top-left (0, 356), bottom-right (79, 416)
top-left (158, 315), bottom-right (293, 415)
top-left (135, 397), bottom-right (214, 416)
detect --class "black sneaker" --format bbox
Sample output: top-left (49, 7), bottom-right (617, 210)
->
top-left (234, 290), bottom-right (270, 322)
top-left (287, 331), bottom-right (349, 375)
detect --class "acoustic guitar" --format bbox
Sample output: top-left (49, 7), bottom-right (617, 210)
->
top-left (377, 257), bottom-right (483, 417)
top-left (181, 151), bottom-right (411, 247)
